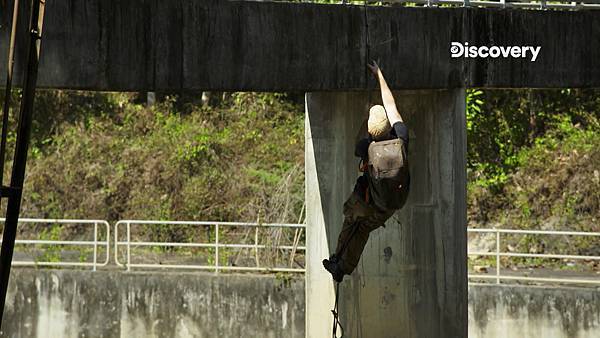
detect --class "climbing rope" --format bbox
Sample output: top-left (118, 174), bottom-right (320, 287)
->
top-left (329, 217), bottom-right (363, 338)
top-left (331, 281), bottom-right (344, 338)
top-left (364, 0), bottom-right (371, 86)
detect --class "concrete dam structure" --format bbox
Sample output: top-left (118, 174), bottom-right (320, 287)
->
top-left (1, 0), bottom-right (599, 337)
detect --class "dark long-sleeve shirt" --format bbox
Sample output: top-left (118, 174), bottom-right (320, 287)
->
top-left (353, 121), bottom-right (410, 202)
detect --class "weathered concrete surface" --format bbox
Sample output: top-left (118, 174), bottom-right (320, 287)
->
top-left (469, 284), bottom-right (600, 338)
top-left (0, 268), bottom-right (304, 338)
top-left (1, 0), bottom-right (600, 91)
top-left (2, 268), bottom-right (598, 338)
top-left (305, 90), bottom-right (467, 337)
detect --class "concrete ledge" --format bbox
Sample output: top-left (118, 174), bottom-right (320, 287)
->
top-left (1, 0), bottom-right (599, 91)
top-left (2, 268), bottom-right (599, 338)
top-left (469, 283), bottom-right (600, 338)
top-left (1, 268), bottom-right (305, 338)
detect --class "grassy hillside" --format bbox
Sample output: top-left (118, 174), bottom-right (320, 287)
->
top-left (5, 92), bottom-right (305, 241)
top-left (469, 122), bottom-right (599, 259)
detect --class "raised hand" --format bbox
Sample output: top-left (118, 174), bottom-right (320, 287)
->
top-left (367, 60), bottom-right (381, 77)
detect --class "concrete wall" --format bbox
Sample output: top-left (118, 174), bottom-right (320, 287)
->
top-left (2, 269), bottom-right (598, 338)
top-left (469, 284), bottom-right (600, 338)
top-left (305, 90), bottom-right (467, 337)
top-left (2, 0), bottom-right (600, 91)
top-left (0, 268), bottom-right (304, 338)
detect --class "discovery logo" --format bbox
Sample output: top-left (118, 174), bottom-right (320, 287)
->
top-left (450, 42), bottom-right (541, 62)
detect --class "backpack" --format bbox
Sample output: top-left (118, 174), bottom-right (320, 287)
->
top-left (367, 138), bottom-right (410, 211)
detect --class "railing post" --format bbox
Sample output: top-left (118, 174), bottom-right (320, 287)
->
top-left (105, 221), bottom-right (110, 267)
top-left (93, 222), bottom-right (98, 271)
top-left (255, 226), bottom-right (260, 268)
top-left (215, 223), bottom-right (220, 273)
top-left (496, 230), bottom-right (500, 284)
top-left (114, 221), bottom-right (120, 266)
top-left (126, 221), bottom-right (131, 272)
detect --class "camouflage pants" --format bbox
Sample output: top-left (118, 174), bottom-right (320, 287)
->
top-left (334, 190), bottom-right (395, 275)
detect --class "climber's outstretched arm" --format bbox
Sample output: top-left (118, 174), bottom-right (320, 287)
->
top-left (368, 61), bottom-right (404, 125)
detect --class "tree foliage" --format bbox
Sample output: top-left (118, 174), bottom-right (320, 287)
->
top-left (466, 88), bottom-right (600, 191)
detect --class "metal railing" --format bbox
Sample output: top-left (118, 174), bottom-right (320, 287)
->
top-left (341, 0), bottom-right (600, 10)
top-left (114, 220), bottom-right (306, 273)
top-left (3, 218), bottom-right (598, 285)
top-left (0, 218), bottom-right (110, 271)
top-left (468, 228), bottom-right (600, 285)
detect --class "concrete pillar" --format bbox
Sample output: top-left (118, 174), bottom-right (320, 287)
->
top-left (305, 90), bottom-right (467, 338)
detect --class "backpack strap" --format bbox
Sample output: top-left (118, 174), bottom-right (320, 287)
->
top-left (359, 158), bottom-right (369, 172)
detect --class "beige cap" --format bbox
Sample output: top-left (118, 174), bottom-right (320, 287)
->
top-left (367, 105), bottom-right (391, 140)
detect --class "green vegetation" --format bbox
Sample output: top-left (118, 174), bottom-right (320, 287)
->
top-left (466, 88), bottom-right (599, 190)
top-left (467, 89), bottom-right (599, 230)
top-left (17, 91), bottom-right (304, 225)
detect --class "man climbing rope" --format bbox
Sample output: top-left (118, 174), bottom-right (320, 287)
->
top-left (322, 61), bottom-right (410, 283)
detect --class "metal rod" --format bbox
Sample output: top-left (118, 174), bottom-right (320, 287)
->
top-left (93, 222), bottom-right (98, 271)
top-left (496, 231), bottom-right (500, 284)
top-left (111, 219), bottom-right (303, 228)
top-left (468, 274), bottom-right (600, 285)
top-left (104, 220), bottom-right (110, 267)
top-left (215, 224), bottom-right (219, 273)
top-left (125, 263), bottom-right (305, 273)
top-left (0, 217), bottom-right (108, 223)
top-left (469, 252), bottom-right (600, 260)
top-left (114, 221), bottom-right (121, 266)
top-left (468, 228), bottom-right (600, 236)
top-left (0, 0), bottom-right (21, 189)
top-left (255, 227), bottom-right (260, 268)
top-left (0, 0), bottom-right (46, 327)
top-left (1, 239), bottom-right (103, 245)
top-left (126, 221), bottom-right (131, 271)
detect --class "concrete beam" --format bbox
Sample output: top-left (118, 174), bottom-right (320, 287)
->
top-left (1, 0), bottom-right (599, 91)
top-left (305, 90), bottom-right (467, 337)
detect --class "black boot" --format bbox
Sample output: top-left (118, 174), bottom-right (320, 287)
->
top-left (322, 255), bottom-right (345, 283)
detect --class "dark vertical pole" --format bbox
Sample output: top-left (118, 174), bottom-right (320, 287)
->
top-left (0, 0), bottom-right (21, 187)
top-left (0, 0), bottom-right (45, 327)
